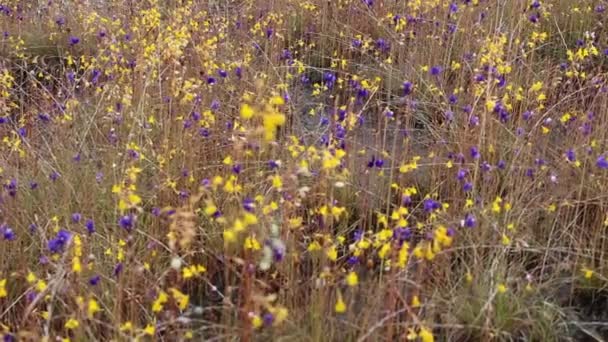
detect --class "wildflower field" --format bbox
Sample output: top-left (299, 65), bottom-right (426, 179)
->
top-left (1, 0), bottom-right (608, 340)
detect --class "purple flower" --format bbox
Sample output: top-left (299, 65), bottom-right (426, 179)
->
top-left (481, 161), bottom-right (491, 172)
top-left (211, 99), bottom-right (220, 111)
top-left (178, 190), bottom-right (189, 200)
top-left (393, 227), bottom-right (412, 241)
top-left (566, 149), bottom-right (576, 162)
top-left (456, 169), bottom-right (468, 181)
top-left (448, 94), bottom-right (458, 104)
top-left (470, 146), bottom-right (480, 159)
top-left (469, 115), bottom-right (480, 127)
top-left (268, 160), bottom-right (280, 169)
top-left (323, 72), bottom-right (336, 89)
top-left (243, 197), bottom-right (255, 212)
top-left (3, 178), bottom-right (17, 197)
top-left (113, 263), bottom-right (123, 277)
top-left (529, 12), bottom-right (540, 23)
top-left (263, 312), bottom-right (274, 326)
top-left (430, 65), bottom-right (443, 76)
top-left (89, 275), bottom-right (101, 286)
top-left (526, 168), bottom-right (535, 178)
top-left (95, 172), bottom-right (104, 183)
top-left (281, 49), bottom-right (293, 61)
top-left (69, 36), bottom-right (80, 46)
top-left (1, 225), bottom-right (15, 241)
top-left (375, 38), bottom-right (390, 53)
top-left (367, 155), bottom-right (376, 168)
top-left (444, 110), bottom-right (454, 121)
top-left (85, 219), bottom-right (95, 234)
top-left (71, 213), bottom-right (82, 223)
top-left (597, 155), bottom-right (608, 169)
top-left (270, 239), bottom-right (286, 262)
top-left (49, 171), bottom-right (60, 181)
top-left (48, 229), bottom-right (72, 253)
top-left (38, 113), bottom-right (50, 122)
top-left (403, 81), bottom-right (413, 96)
top-left (265, 27), bottom-right (274, 39)
top-left (464, 213), bottom-right (476, 228)
top-left (353, 229), bottom-right (364, 241)
top-left (119, 215), bottom-right (134, 231)
top-left (423, 198), bottom-right (441, 213)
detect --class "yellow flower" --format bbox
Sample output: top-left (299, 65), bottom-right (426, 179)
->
top-left (485, 100), bottom-right (496, 112)
top-left (419, 327), bottom-right (434, 342)
top-left (223, 230), bottom-right (236, 244)
top-left (307, 241), bottom-right (322, 252)
top-left (88, 299), bottom-right (101, 318)
top-left (465, 272), bottom-right (473, 283)
top-left (119, 321), bottom-right (133, 332)
top-left (204, 202), bottom-right (218, 216)
top-left (335, 292), bottom-right (346, 313)
top-left (143, 324), bottom-right (155, 336)
top-left (582, 267), bottom-right (594, 279)
top-left (326, 245), bottom-right (338, 261)
top-left (501, 234), bottom-right (511, 246)
top-left (406, 328), bottom-right (418, 340)
top-left (271, 175), bottom-right (283, 189)
top-left (222, 155), bottom-right (233, 165)
top-left (411, 295), bottom-right (421, 308)
top-left (346, 271), bottom-right (358, 287)
top-left (65, 318), bottom-right (79, 330)
top-left (378, 243), bottom-right (391, 259)
top-left (26, 272), bottom-right (37, 284)
top-left (251, 314), bottom-right (263, 329)
top-left (152, 291), bottom-right (168, 312)
top-left (397, 242), bottom-right (409, 268)
top-left (496, 283), bottom-right (507, 294)
top-left (244, 236), bottom-right (261, 251)
top-left (263, 112), bottom-right (286, 141)
top-left (530, 81), bottom-right (543, 92)
top-left (169, 288), bottom-right (189, 310)
top-left (0, 279), bottom-right (7, 298)
top-left (72, 257), bottom-right (82, 273)
top-left (240, 104), bottom-right (255, 119)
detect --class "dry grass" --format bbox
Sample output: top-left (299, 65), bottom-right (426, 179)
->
top-left (0, 0), bottom-right (608, 341)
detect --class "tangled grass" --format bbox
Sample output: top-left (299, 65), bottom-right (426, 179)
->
top-left (0, 0), bottom-right (608, 341)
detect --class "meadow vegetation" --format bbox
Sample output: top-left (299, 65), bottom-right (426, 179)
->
top-left (0, 0), bottom-right (608, 340)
